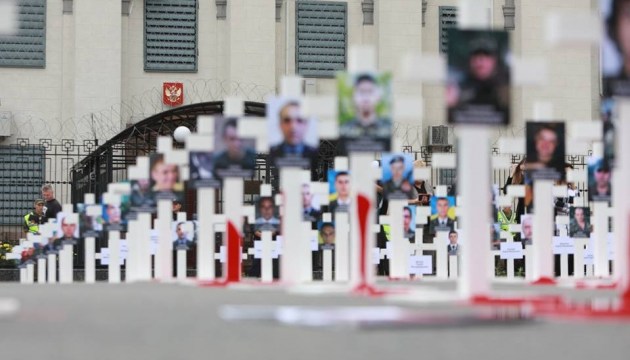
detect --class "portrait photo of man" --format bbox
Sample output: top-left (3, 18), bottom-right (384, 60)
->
top-left (403, 206), bottom-right (416, 241)
top-left (213, 117), bottom-right (257, 179)
top-left (130, 179), bottom-right (156, 213)
top-left (429, 196), bottom-right (456, 235)
top-left (327, 170), bottom-right (351, 213)
top-left (447, 230), bottom-right (460, 256)
top-left (319, 222), bottom-right (335, 246)
top-left (302, 183), bottom-right (321, 222)
top-left (382, 153), bottom-right (416, 200)
top-left (172, 221), bottom-right (195, 250)
top-left (602, 0), bottom-right (630, 97)
top-left (447, 29), bottom-right (510, 125)
top-left (520, 214), bottom-right (533, 246)
top-left (254, 196), bottom-right (280, 233)
top-left (601, 98), bottom-right (616, 167)
top-left (338, 72), bottom-right (392, 153)
top-left (268, 98), bottom-right (318, 168)
top-left (57, 213), bottom-right (80, 245)
top-left (525, 122), bottom-right (566, 181)
top-left (102, 195), bottom-right (129, 232)
top-left (588, 157), bottom-right (612, 202)
top-left (78, 203), bottom-right (103, 238)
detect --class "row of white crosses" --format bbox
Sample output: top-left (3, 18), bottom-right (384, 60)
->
top-left (8, 203), bottom-right (84, 284)
top-left (10, 1), bottom-right (630, 305)
top-left (395, 0), bottom-right (629, 300)
top-left (485, 1), bottom-right (629, 294)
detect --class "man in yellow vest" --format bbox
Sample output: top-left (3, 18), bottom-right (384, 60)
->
top-left (23, 199), bottom-right (46, 235)
top-left (497, 205), bottom-right (516, 232)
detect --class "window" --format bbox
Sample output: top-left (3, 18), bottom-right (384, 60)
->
top-left (0, 0), bottom-right (46, 68)
top-left (145, 0), bottom-right (197, 72)
top-left (439, 6), bottom-right (457, 54)
top-left (0, 146), bottom-right (44, 225)
top-left (296, 1), bottom-right (347, 78)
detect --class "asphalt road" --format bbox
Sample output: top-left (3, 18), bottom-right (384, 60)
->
top-left (0, 281), bottom-right (628, 360)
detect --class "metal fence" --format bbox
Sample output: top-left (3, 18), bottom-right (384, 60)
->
top-left (1, 140), bottom-right (591, 243)
top-left (0, 138), bottom-right (99, 242)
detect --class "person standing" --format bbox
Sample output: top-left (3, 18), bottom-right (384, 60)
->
top-left (41, 184), bottom-right (62, 222)
top-left (23, 199), bottom-right (46, 235)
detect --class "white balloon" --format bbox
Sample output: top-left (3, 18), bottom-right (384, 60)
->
top-left (173, 126), bottom-right (191, 143)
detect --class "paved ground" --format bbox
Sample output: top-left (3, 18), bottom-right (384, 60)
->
top-left (0, 281), bottom-right (628, 360)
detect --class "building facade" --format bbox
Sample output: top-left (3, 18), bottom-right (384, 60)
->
top-left (0, 0), bottom-right (599, 146)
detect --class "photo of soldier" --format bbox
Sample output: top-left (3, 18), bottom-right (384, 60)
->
top-left (267, 98), bottom-right (318, 168)
top-left (381, 153), bottom-right (416, 200)
top-left (212, 117), bottom-right (256, 179)
top-left (446, 29), bottom-right (510, 125)
top-left (428, 196), bottom-right (456, 235)
top-left (588, 156), bottom-right (612, 202)
top-left (338, 72), bottom-right (392, 154)
top-left (525, 122), bottom-right (566, 181)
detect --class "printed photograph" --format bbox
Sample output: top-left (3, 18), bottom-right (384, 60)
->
top-left (149, 153), bottom-right (184, 201)
top-left (302, 182), bottom-right (322, 222)
top-left (267, 97), bottom-right (318, 168)
top-left (520, 214), bottom-right (533, 246)
top-left (102, 196), bottom-right (130, 232)
top-left (129, 179), bottom-right (156, 213)
top-left (446, 29), bottom-right (510, 125)
top-left (381, 153), bottom-right (415, 200)
top-left (212, 116), bottom-right (256, 179)
top-left (78, 203), bottom-right (103, 238)
top-left (428, 196), bottom-right (456, 234)
top-left (254, 196), bottom-right (281, 233)
top-left (403, 206), bottom-right (416, 241)
top-left (189, 151), bottom-right (220, 188)
top-left (601, 97), bottom-right (616, 168)
top-left (327, 169), bottom-right (351, 213)
top-left (588, 156), bottom-right (612, 202)
top-left (338, 72), bottom-right (392, 154)
top-left (525, 121), bottom-right (566, 181)
top-left (569, 207), bottom-right (592, 238)
top-left (601, 0), bottom-right (630, 96)
top-left (172, 221), bottom-right (195, 250)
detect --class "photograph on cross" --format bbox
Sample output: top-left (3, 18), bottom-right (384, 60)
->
top-left (267, 97), bottom-right (319, 169)
top-left (212, 117), bottom-right (257, 179)
top-left (446, 29), bottom-right (510, 125)
top-left (337, 71), bottom-right (392, 154)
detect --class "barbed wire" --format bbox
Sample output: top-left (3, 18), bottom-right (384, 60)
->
top-left (392, 122), bottom-right (425, 149)
top-left (7, 79), bottom-right (275, 144)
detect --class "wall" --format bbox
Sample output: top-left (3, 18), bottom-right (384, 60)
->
top-left (0, 0), bottom-right (66, 142)
top-left (0, 0), bottom-right (601, 148)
